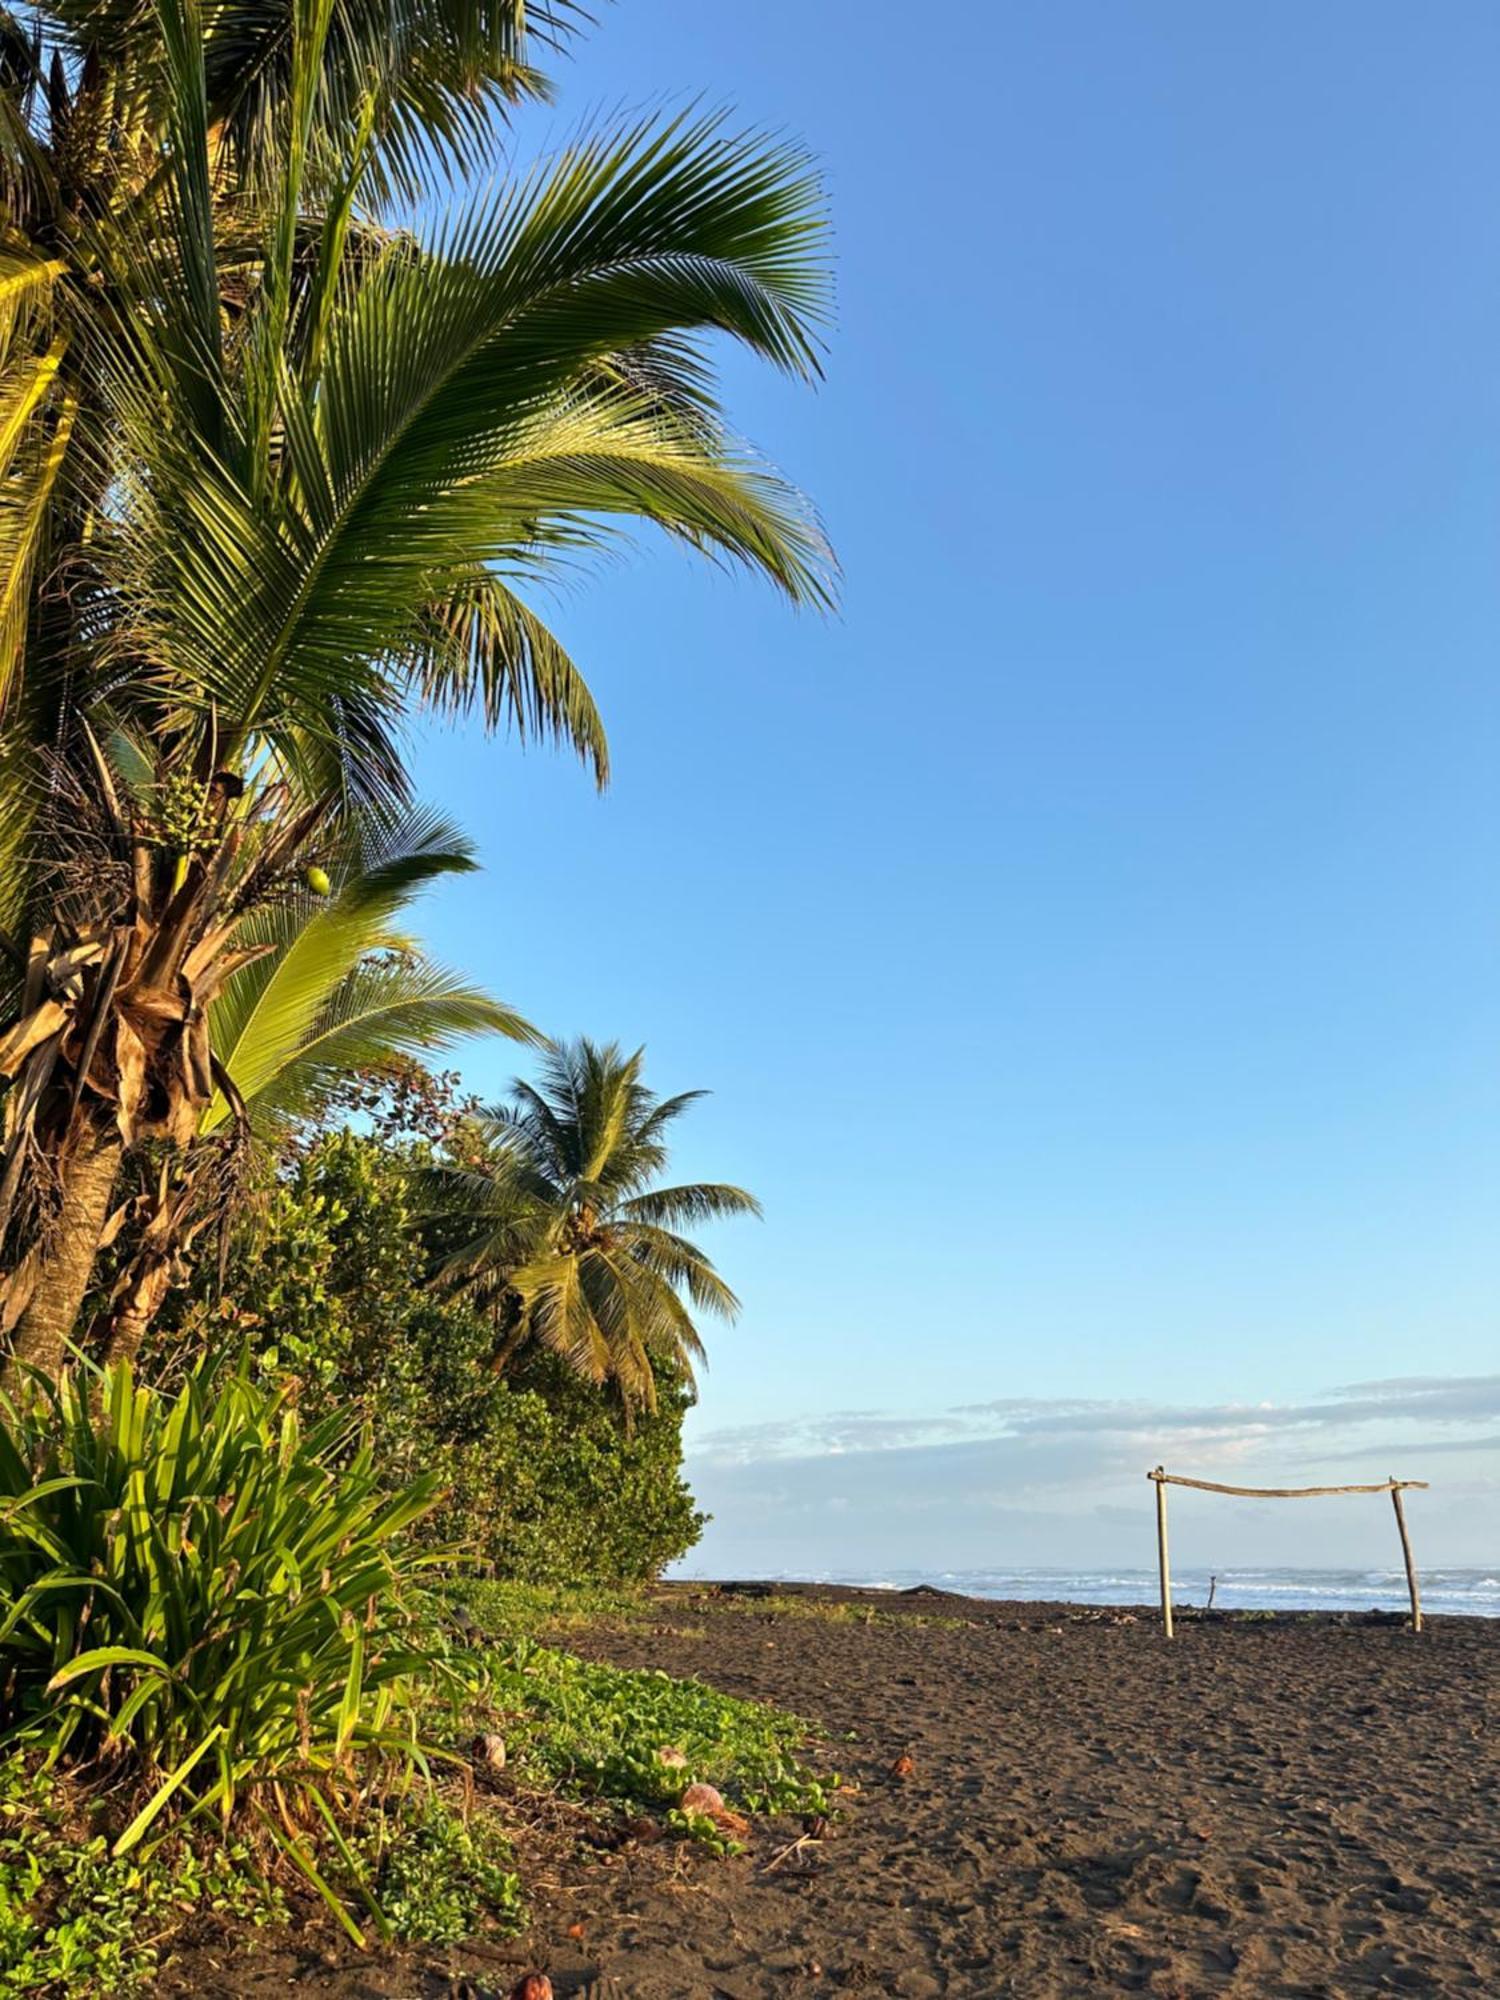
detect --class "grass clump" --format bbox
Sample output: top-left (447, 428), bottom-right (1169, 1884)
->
top-left (0, 1363), bottom-right (447, 1809)
top-left (0, 1359), bottom-right (462, 1957)
top-left (451, 1578), bottom-right (652, 1641)
top-left (691, 1591), bottom-right (966, 1629)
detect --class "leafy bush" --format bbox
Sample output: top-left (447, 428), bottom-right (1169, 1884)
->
top-left (0, 1361), bottom-right (447, 1923)
top-left (153, 1131), bottom-right (705, 1580)
top-left (425, 1356), bottom-right (706, 1581)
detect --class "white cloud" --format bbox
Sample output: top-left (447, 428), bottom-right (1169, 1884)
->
top-left (680, 1375), bottom-right (1500, 1574)
top-left (690, 1374), bottom-right (1500, 1464)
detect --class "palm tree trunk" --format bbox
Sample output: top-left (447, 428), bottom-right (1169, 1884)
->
top-left (98, 1259), bottom-right (173, 1373)
top-left (488, 1308), bottom-right (528, 1378)
top-left (6, 1126), bottom-right (121, 1381)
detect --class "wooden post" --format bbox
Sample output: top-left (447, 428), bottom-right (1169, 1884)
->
top-left (1153, 1467), bottom-right (1173, 1639)
top-left (1144, 1468), bottom-right (1427, 1637)
top-left (1390, 1480), bottom-right (1422, 1634)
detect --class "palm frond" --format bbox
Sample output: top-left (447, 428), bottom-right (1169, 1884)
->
top-left (412, 571), bottom-right (608, 785)
top-left (620, 1222), bottom-right (742, 1320)
top-left (208, 951), bottom-right (530, 1135)
top-left (203, 808), bottom-right (533, 1129)
top-left (0, 382), bottom-right (74, 707)
top-left (619, 1183), bottom-right (763, 1228)
top-left (98, 111), bottom-right (832, 800)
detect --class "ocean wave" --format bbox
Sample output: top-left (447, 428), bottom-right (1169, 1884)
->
top-left (680, 1565), bottom-right (1500, 1617)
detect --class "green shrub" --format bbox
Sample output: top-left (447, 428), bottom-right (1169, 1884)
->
top-left (0, 1360), bottom-right (449, 1931)
top-left (153, 1130), bottom-right (705, 1581)
top-left (422, 1355), bottom-right (706, 1581)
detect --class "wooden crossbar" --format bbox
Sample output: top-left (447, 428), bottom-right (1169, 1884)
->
top-left (1145, 1464), bottom-right (1428, 1639)
top-left (1147, 1472), bottom-right (1429, 1500)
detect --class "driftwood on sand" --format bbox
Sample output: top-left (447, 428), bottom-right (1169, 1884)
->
top-left (1145, 1467), bottom-right (1430, 1639)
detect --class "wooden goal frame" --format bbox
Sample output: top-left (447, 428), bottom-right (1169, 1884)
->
top-left (1145, 1466), bottom-right (1428, 1639)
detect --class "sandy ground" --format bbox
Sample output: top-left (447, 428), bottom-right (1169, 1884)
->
top-left (168, 1586), bottom-right (1499, 1998)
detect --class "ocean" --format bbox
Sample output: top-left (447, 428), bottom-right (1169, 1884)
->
top-left (679, 1566), bottom-right (1500, 1618)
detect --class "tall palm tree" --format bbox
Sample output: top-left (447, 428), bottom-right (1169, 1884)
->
top-left (0, 0), bottom-right (832, 1372)
top-left (430, 1038), bottom-right (760, 1411)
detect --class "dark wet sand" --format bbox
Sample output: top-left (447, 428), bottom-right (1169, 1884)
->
top-left (168, 1585), bottom-right (1500, 1998)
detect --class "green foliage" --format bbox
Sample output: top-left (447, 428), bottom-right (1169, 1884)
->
top-left (448, 1579), bottom-right (651, 1638)
top-left (687, 1592), bottom-right (967, 1630)
top-left (476, 1639), bottom-right (832, 1827)
top-left (0, 1596), bottom-right (829, 1987)
top-left (0, 1762), bottom-right (284, 1997)
top-left (0, 1362), bottom-right (447, 1905)
top-left (0, 1), bottom-right (831, 820)
top-left (0, 0), bottom-right (830, 1370)
top-left (351, 1790), bottom-right (524, 1945)
top-left (0, 1755), bottom-right (529, 1993)
top-left (197, 808), bottom-right (535, 1142)
top-left (434, 1358), bottom-right (707, 1581)
top-left (82, 111), bottom-right (832, 820)
top-left (159, 1128), bottom-right (706, 1581)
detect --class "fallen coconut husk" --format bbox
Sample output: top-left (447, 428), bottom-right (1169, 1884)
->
top-left (472, 1731), bottom-right (507, 1771)
top-left (679, 1780), bottom-right (750, 1834)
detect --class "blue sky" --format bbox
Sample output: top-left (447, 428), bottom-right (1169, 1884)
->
top-left (412, 3), bottom-right (1500, 1569)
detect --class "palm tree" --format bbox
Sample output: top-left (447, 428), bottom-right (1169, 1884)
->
top-left (83, 808), bottom-right (532, 1367)
top-left (0, 0), bottom-right (832, 1372)
top-left (430, 1038), bottom-right (760, 1411)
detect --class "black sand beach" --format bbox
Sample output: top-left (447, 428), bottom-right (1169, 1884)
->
top-left (167, 1584), bottom-right (1500, 1997)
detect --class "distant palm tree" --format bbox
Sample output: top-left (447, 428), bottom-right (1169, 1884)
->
top-left (431, 1039), bottom-right (759, 1410)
